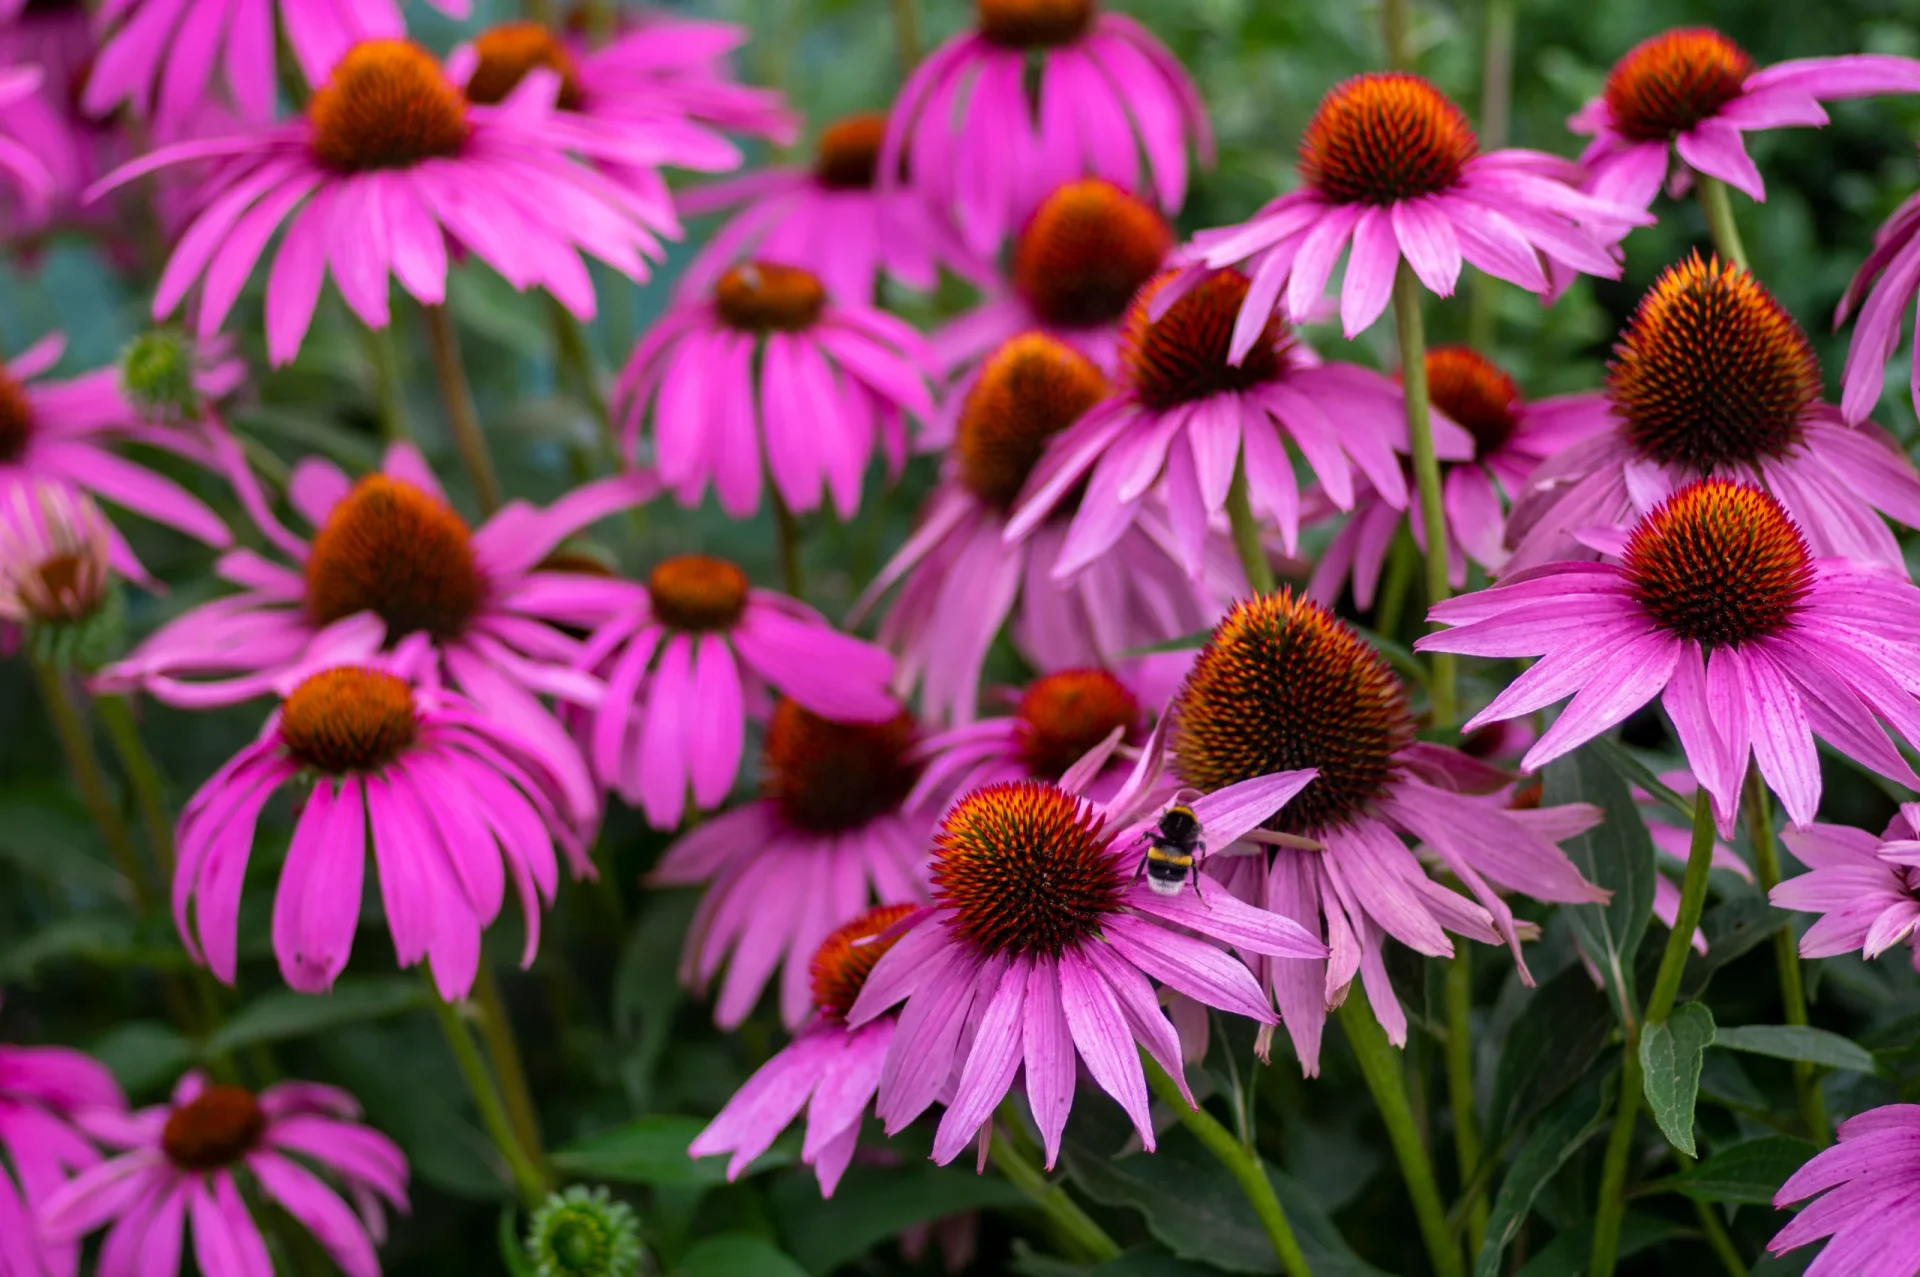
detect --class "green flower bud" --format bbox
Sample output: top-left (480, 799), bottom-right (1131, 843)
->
top-left (525, 1186), bottom-right (643, 1277)
top-left (119, 328), bottom-right (201, 421)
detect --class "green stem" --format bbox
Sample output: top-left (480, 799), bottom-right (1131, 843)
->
top-left (31, 657), bottom-right (150, 911)
top-left (1226, 459), bottom-right (1276, 595)
top-left (363, 322), bottom-right (407, 445)
top-left (1445, 948), bottom-right (1489, 1256)
top-left (420, 304), bottom-right (503, 515)
top-left (583, 0), bottom-right (617, 42)
top-left (1381, 0), bottom-right (1411, 68)
top-left (94, 694), bottom-right (176, 884)
top-left (1465, 0), bottom-right (1516, 351)
top-left (1339, 998), bottom-right (1465, 1277)
top-left (1648, 788), bottom-right (1718, 1026)
top-left (548, 297), bottom-right (615, 461)
top-left (771, 491), bottom-right (805, 598)
top-left (1689, 1187), bottom-right (1750, 1276)
top-left (1696, 175), bottom-right (1751, 273)
top-left (890, 0), bottom-right (921, 75)
top-left (472, 965), bottom-right (548, 1180)
top-left (428, 983), bottom-right (549, 1206)
top-left (1375, 530), bottom-right (1419, 638)
top-left (987, 1123), bottom-right (1122, 1263)
top-left (1745, 775), bottom-right (1828, 1146)
top-left (1142, 1054), bottom-right (1313, 1277)
top-left (1393, 264), bottom-right (1456, 728)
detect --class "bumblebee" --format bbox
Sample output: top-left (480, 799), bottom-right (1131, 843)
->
top-left (1135, 799), bottom-right (1206, 898)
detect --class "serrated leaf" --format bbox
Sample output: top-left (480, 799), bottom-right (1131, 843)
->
top-left (1488, 963), bottom-right (1615, 1143)
top-left (1475, 1072), bottom-right (1613, 1277)
top-left (555, 1115), bottom-right (791, 1186)
top-left (1710, 1025), bottom-right (1878, 1074)
top-left (1640, 1003), bottom-right (1715, 1155)
top-left (668, 1234), bottom-right (808, 1277)
top-left (770, 1162), bottom-right (1023, 1274)
top-left (1662, 1137), bottom-right (1819, 1205)
top-left (1544, 749), bottom-right (1658, 1023)
top-left (203, 977), bottom-right (426, 1055)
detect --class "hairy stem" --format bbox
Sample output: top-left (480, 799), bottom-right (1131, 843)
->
top-left (428, 984), bottom-right (549, 1206)
top-left (1745, 775), bottom-right (1828, 1146)
top-left (95, 694), bottom-right (177, 884)
top-left (1696, 175), bottom-right (1751, 273)
top-left (1393, 264), bottom-right (1456, 728)
top-left (32, 658), bottom-right (149, 911)
top-left (1226, 459), bottom-right (1277, 595)
top-left (473, 965), bottom-right (547, 1182)
top-left (1445, 948), bottom-right (1489, 1256)
top-left (421, 304), bottom-right (502, 515)
top-left (987, 1121), bottom-right (1122, 1263)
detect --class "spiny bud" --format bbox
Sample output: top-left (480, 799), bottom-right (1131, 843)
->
top-left (524, 1186), bottom-right (643, 1277)
top-left (119, 328), bottom-right (201, 421)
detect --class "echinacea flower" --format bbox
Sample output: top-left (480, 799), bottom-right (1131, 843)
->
top-left (677, 112), bottom-right (980, 304)
top-left (1769, 1102), bottom-right (1920, 1276)
top-left (0, 65), bottom-right (53, 219)
top-left (1571, 27), bottom-right (1920, 215)
top-left (1422, 479), bottom-right (1920, 836)
top-left (615, 260), bottom-right (934, 519)
top-left (0, 332), bottom-right (229, 584)
top-left (652, 700), bottom-right (937, 1030)
top-left (1, 994), bottom-right (125, 1277)
top-left (1006, 270), bottom-right (1472, 578)
top-left (1774, 805), bottom-right (1920, 969)
top-left (90, 38), bottom-right (676, 366)
top-left (881, 0), bottom-right (1211, 258)
top-left (1309, 346), bottom-right (1612, 605)
top-left (41, 1072), bottom-right (406, 1277)
top-left (86, 0), bottom-right (470, 128)
top-left (579, 552), bottom-right (897, 829)
top-left (1506, 253), bottom-right (1920, 575)
top-left (0, 478), bottom-right (110, 630)
top-left (1173, 591), bottom-right (1606, 1071)
top-left (97, 442), bottom-right (657, 838)
top-left (689, 903), bottom-right (919, 1194)
top-left (1836, 150), bottom-right (1920, 425)
top-left (848, 767), bottom-right (1328, 1167)
top-left (853, 332), bottom-right (1240, 723)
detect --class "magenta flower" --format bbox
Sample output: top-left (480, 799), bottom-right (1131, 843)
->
top-left (881, 0), bottom-right (1210, 258)
top-left (1308, 346), bottom-right (1612, 606)
top-left (86, 0), bottom-right (469, 128)
top-left (1774, 806), bottom-right (1920, 968)
top-left (651, 700), bottom-right (937, 1031)
top-left (1837, 152), bottom-right (1920, 425)
top-left (0, 331), bottom-right (230, 585)
top-left (1006, 270), bottom-right (1472, 579)
top-left (615, 260), bottom-right (934, 519)
top-left (848, 766), bottom-right (1326, 1167)
top-left (2, 997), bottom-right (125, 1277)
top-left (677, 112), bottom-right (979, 304)
top-left (855, 332), bottom-right (1238, 724)
top-left (689, 902), bottom-right (920, 1195)
top-left (580, 552), bottom-right (897, 829)
top-left (1173, 592), bottom-right (1606, 1072)
top-left (0, 65), bottom-right (50, 216)
top-left (0, 478), bottom-right (111, 631)
top-left (42, 1072), bottom-right (406, 1277)
top-left (1769, 1102), bottom-right (1920, 1275)
top-left (90, 39), bottom-right (675, 367)
top-left (97, 442), bottom-right (657, 838)
top-left (1422, 479), bottom-right (1920, 836)
top-left (1506, 253), bottom-right (1920, 575)
top-left (1174, 71), bottom-right (1646, 343)
top-left (1572, 28), bottom-right (1920, 215)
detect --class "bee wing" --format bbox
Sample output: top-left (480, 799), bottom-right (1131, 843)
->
top-left (1170, 786), bottom-right (1207, 808)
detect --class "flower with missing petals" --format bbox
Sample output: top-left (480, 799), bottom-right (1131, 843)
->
top-left (41, 1072), bottom-right (406, 1277)
top-left (1507, 253), bottom-right (1920, 575)
top-left (881, 0), bottom-right (1211, 257)
top-left (910, 668), bottom-right (1145, 812)
top-left (1424, 479), bottom-right (1920, 835)
top-left (1769, 1103), bottom-right (1920, 1276)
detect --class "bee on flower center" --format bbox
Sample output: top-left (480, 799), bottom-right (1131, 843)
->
top-left (1135, 797), bottom-right (1206, 897)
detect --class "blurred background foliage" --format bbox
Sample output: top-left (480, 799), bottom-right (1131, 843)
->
top-left (9, 0), bottom-right (1920, 1273)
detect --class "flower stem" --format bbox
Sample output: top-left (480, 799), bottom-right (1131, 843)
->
top-left (363, 322), bottom-right (408, 445)
top-left (1141, 1053), bottom-right (1313, 1277)
top-left (891, 0), bottom-right (921, 75)
top-left (771, 490), bottom-right (805, 598)
top-left (472, 964), bottom-right (548, 1180)
top-left (987, 1122), bottom-right (1122, 1264)
top-left (1444, 948), bottom-right (1489, 1256)
top-left (1392, 263), bottom-right (1456, 729)
top-left (1226, 459), bottom-right (1277, 596)
top-left (1381, 0), bottom-right (1412, 68)
top-left (1696, 175), bottom-right (1751, 273)
top-left (428, 981), bottom-right (549, 1206)
top-left (1338, 997), bottom-right (1465, 1277)
top-left (421, 304), bottom-right (503, 516)
top-left (30, 657), bottom-right (150, 911)
top-left (94, 693), bottom-right (177, 884)
top-left (548, 297), bottom-right (615, 461)
top-left (1745, 775), bottom-right (1828, 1146)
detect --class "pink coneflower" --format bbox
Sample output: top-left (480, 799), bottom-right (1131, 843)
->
top-left (553, 7), bottom-right (796, 144)
top-left (89, 38), bottom-right (675, 367)
top-left (1005, 271), bottom-right (1472, 579)
top-left (1506, 253), bottom-right (1920, 575)
top-left (41, 1072), bottom-right (406, 1277)
top-left (652, 700), bottom-right (937, 1032)
top-left (1571, 28), bottom-right (1920, 215)
top-left (849, 767), bottom-right (1327, 1167)
top-left (96, 442), bottom-right (656, 837)
top-left (1773, 805), bottom-right (1920, 969)
top-left (0, 331), bottom-right (229, 585)
top-left (1836, 150), bottom-right (1920, 426)
top-left (689, 903), bottom-right (918, 1195)
top-left (0, 0), bottom-right (104, 243)
top-left (615, 260), bottom-right (934, 519)
top-left (1174, 72), bottom-right (1646, 343)
top-left (880, 0), bottom-right (1211, 259)
top-left (1309, 346), bottom-right (1612, 605)
top-left (0, 478), bottom-right (111, 631)
top-left (1173, 592), bottom-right (1606, 1072)
top-left (86, 0), bottom-right (470, 128)
top-left (2, 995), bottom-right (125, 1277)
top-left (1770, 1102), bottom-right (1920, 1275)
top-left (676, 113), bottom-right (980, 304)
top-left (0, 65), bottom-right (51, 216)
top-left (580, 552), bottom-right (897, 829)
top-left (853, 332), bottom-right (1239, 724)
top-left (1421, 479), bottom-right (1920, 837)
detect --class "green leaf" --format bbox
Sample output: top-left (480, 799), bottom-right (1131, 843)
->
top-left (552, 1115), bottom-right (791, 1186)
top-left (0, 782), bottom-right (124, 895)
top-left (1711, 1025), bottom-right (1879, 1075)
top-left (1661, 1137), bottom-right (1819, 1205)
top-left (203, 977), bottom-right (426, 1055)
top-left (1640, 1003), bottom-right (1715, 1156)
top-left (1512, 1212), bottom-right (1696, 1277)
top-left (770, 1162), bottom-right (1023, 1274)
top-left (1544, 749), bottom-right (1659, 1024)
top-left (1475, 1072), bottom-right (1613, 1277)
top-left (89, 1020), bottom-right (194, 1097)
top-left (1683, 896), bottom-right (1793, 999)
top-left (668, 1234), bottom-right (808, 1277)
top-left (1488, 963), bottom-right (1616, 1142)
top-left (1114, 630), bottom-right (1211, 659)
top-left (1347, 624), bottom-right (1428, 686)
top-left (1587, 736), bottom-right (1692, 822)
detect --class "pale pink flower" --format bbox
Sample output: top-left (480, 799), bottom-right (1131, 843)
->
top-left (1770, 1103), bottom-right (1920, 1276)
top-left (1775, 804), bottom-right (1920, 970)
